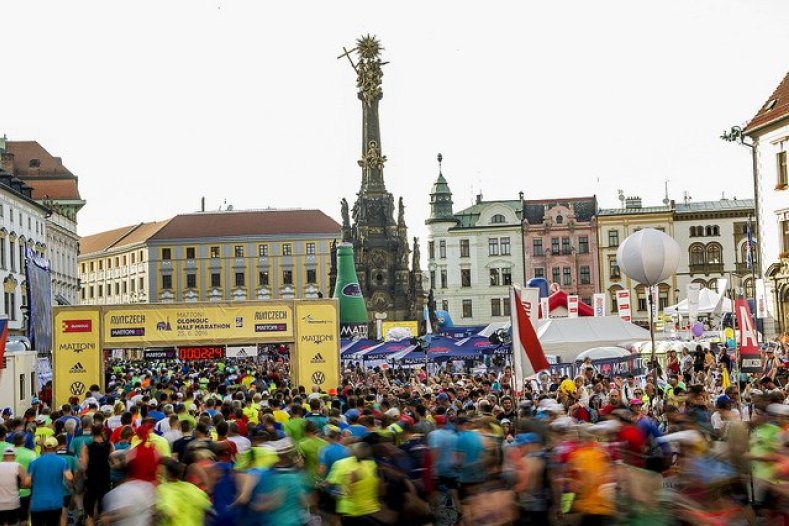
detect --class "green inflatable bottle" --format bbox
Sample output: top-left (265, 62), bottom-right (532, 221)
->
top-left (334, 243), bottom-right (369, 339)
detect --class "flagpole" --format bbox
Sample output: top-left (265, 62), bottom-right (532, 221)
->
top-left (748, 216), bottom-right (759, 345)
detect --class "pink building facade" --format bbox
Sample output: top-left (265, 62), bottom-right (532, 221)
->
top-left (522, 197), bottom-right (599, 305)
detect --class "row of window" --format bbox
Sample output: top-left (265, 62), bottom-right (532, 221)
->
top-left (428, 238), bottom-right (512, 259)
top-left (82, 277), bottom-right (146, 300)
top-left (0, 237), bottom-right (43, 273)
top-left (689, 225), bottom-right (720, 237)
top-left (428, 267), bottom-right (513, 289)
top-left (82, 250), bottom-right (145, 273)
top-left (532, 265), bottom-right (592, 285)
top-left (0, 205), bottom-right (44, 236)
top-left (532, 236), bottom-right (590, 256)
top-left (162, 269), bottom-right (318, 291)
top-left (164, 243), bottom-right (316, 261)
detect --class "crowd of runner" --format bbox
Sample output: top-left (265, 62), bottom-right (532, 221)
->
top-left (1, 342), bottom-right (788, 525)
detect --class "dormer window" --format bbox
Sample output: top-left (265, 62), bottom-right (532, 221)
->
top-left (491, 214), bottom-right (506, 224)
top-left (28, 159), bottom-right (40, 168)
top-left (556, 215), bottom-right (564, 224)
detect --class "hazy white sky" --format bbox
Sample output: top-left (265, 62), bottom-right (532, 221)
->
top-left (2, 1), bottom-right (788, 247)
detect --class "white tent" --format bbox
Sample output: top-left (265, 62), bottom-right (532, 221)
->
top-left (536, 316), bottom-right (651, 363)
top-left (663, 288), bottom-right (733, 315)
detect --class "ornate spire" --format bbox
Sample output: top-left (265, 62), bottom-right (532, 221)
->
top-left (427, 153), bottom-right (455, 224)
top-left (339, 34), bottom-right (389, 194)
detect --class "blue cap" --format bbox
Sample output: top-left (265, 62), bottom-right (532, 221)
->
top-left (31, 397), bottom-right (40, 405)
top-left (436, 393), bottom-right (449, 402)
top-left (514, 432), bottom-right (540, 446)
top-left (346, 409), bottom-right (360, 421)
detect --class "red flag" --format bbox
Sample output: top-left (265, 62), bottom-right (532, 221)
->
top-left (513, 287), bottom-right (550, 372)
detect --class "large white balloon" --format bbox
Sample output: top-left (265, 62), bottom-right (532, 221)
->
top-left (616, 228), bottom-right (681, 286)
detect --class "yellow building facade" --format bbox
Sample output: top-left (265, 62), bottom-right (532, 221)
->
top-left (79, 209), bottom-right (340, 305)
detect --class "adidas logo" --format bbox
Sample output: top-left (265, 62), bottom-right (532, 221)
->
top-left (310, 353), bottom-right (326, 364)
top-left (236, 349), bottom-right (247, 357)
top-left (69, 362), bottom-right (86, 374)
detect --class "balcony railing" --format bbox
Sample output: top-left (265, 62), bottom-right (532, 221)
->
top-left (689, 263), bottom-right (724, 275)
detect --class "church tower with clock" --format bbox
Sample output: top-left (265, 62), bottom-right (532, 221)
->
top-left (331, 35), bottom-right (424, 324)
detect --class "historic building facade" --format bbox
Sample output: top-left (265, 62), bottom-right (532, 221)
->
top-left (673, 199), bottom-right (756, 303)
top-left (332, 35), bottom-right (424, 323)
top-left (426, 161), bottom-right (524, 325)
top-left (522, 197), bottom-right (599, 305)
top-left (0, 163), bottom-right (49, 334)
top-left (79, 209), bottom-right (340, 305)
top-left (597, 198), bottom-right (677, 325)
top-left (743, 70), bottom-right (789, 338)
top-left (1, 140), bottom-right (84, 306)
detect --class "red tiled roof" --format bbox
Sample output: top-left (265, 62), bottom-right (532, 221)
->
top-left (149, 209), bottom-right (341, 241)
top-left (4, 141), bottom-right (82, 200)
top-left (744, 71), bottom-right (789, 134)
top-left (80, 221), bottom-right (170, 255)
top-left (27, 178), bottom-right (81, 201)
top-left (5, 141), bottom-right (73, 176)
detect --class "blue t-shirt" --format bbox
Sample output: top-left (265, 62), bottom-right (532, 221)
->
top-left (456, 430), bottom-right (485, 483)
top-left (346, 425), bottom-right (368, 439)
top-left (260, 467), bottom-right (308, 526)
top-left (428, 428), bottom-right (458, 479)
top-left (147, 410), bottom-right (165, 422)
top-left (319, 442), bottom-right (350, 476)
top-left (28, 454), bottom-right (69, 512)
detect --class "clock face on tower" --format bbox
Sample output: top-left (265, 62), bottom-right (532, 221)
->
top-left (370, 249), bottom-right (387, 268)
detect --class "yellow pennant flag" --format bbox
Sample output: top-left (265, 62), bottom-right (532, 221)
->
top-left (721, 366), bottom-right (731, 390)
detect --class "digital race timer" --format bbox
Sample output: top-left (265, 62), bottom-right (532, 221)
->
top-left (177, 346), bottom-right (226, 361)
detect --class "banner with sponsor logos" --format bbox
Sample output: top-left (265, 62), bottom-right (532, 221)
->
top-left (294, 301), bottom-right (339, 391)
top-left (549, 355), bottom-right (647, 379)
top-left (567, 295), bottom-right (579, 318)
top-left (616, 290), bottom-right (632, 322)
top-left (142, 348), bottom-right (176, 360)
top-left (53, 309), bottom-right (102, 406)
top-left (593, 293), bottom-right (606, 317)
top-left (102, 304), bottom-right (293, 345)
top-left (226, 345), bottom-right (259, 359)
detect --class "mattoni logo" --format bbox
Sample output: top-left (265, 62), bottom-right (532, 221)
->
top-left (62, 320), bottom-right (92, 333)
top-left (69, 362), bottom-right (87, 374)
top-left (301, 334), bottom-right (334, 345)
top-left (310, 353), bottom-right (326, 364)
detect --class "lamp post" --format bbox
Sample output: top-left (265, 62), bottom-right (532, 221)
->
top-left (617, 228), bottom-right (681, 384)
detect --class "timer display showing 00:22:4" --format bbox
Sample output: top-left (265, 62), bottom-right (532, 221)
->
top-left (178, 346), bottom-right (226, 361)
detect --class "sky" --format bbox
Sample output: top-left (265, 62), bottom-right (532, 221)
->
top-left (2, 1), bottom-right (788, 250)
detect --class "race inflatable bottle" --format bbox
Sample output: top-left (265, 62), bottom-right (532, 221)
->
top-left (334, 243), bottom-right (369, 338)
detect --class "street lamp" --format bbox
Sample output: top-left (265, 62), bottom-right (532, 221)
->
top-left (617, 228), bottom-right (681, 382)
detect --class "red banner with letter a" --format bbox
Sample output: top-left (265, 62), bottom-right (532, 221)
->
top-left (735, 298), bottom-right (762, 373)
top-left (0, 319), bottom-right (8, 368)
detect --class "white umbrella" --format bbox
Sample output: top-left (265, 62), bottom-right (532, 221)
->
top-left (575, 346), bottom-right (631, 362)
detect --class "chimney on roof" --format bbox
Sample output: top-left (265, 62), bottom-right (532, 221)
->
top-left (624, 196), bottom-right (642, 209)
top-left (0, 151), bottom-right (14, 174)
top-left (476, 192), bottom-right (483, 204)
top-left (201, 197), bottom-right (205, 212)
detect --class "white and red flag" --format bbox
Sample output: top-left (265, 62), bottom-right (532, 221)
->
top-left (510, 286), bottom-right (550, 391)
